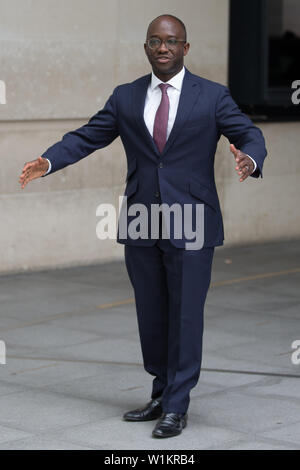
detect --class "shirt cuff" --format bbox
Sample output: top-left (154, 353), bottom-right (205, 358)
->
top-left (43, 158), bottom-right (52, 175)
top-left (246, 155), bottom-right (257, 173)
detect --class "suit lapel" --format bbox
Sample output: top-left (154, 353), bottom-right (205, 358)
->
top-left (162, 69), bottom-right (202, 156)
top-left (132, 74), bottom-right (160, 158)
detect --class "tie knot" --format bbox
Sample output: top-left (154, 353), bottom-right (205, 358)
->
top-left (159, 83), bottom-right (171, 94)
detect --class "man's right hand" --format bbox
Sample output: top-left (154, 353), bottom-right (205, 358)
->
top-left (19, 156), bottom-right (49, 189)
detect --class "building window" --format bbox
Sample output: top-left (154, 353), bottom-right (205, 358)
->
top-left (229, 0), bottom-right (300, 121)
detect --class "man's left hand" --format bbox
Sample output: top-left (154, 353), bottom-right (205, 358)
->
top-left (230, 144), bottom-right (254, 182)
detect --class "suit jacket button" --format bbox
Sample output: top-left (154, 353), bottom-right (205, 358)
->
top-left (158, 162), bottom-right (163, 168)
top-left (155, 191), bottom-right (160, 198)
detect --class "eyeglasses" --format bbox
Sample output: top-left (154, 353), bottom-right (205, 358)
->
top-left (146, 38), bottom-right (186, 50)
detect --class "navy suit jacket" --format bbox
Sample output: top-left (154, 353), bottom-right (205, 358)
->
top-left (42, 68), bottom-right (267, 248)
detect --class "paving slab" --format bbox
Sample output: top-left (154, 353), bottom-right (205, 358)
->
top-left (0, 239), bottom-right (299, 449)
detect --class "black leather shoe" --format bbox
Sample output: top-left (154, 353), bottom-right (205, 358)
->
top-left (123, 397), bottom-right (163, 421)
top-left (152, 412), bottom-right (187, 438)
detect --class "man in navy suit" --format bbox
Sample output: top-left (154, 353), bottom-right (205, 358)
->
top-left (19, 14), bottom-right (267, 438)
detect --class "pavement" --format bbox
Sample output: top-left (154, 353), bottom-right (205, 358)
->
top-left (0, 239), bottom-right (300, 450)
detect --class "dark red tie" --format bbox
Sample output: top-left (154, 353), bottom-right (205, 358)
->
top-left (153, 83), bottom-right (171, 154)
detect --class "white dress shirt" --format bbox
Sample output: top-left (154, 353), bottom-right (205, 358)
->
top-left (44, 66), bottom-right (256, 174)
top-left (143, 65), bottom-right (185, 140)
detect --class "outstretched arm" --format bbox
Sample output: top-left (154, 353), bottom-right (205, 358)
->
top-left (19, 87), bottom-right (119, 188)
top-left (216, 85), bottom-right (267, 180)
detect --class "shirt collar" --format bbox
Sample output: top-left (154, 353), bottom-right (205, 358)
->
top-left (150, 66), bottom-right (185, 92)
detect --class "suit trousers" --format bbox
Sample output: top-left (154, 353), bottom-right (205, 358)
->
top-left (124, 214), bottom-right (214, 414)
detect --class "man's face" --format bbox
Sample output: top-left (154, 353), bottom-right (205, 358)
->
top-left (144, 17), bottom-right (190, 79)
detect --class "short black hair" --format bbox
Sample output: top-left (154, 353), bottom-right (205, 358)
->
top-left (146, 14), bottom-right (187, 42)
